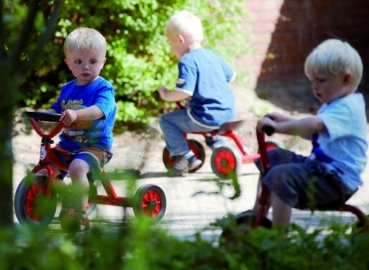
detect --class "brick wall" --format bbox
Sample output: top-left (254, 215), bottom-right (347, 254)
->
top-left (238, 0), bottom-right (369, 114)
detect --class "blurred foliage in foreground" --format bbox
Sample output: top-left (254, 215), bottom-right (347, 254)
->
top-left (3, 215), bottom-right (369, 270)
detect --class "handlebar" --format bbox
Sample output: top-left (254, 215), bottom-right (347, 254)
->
top-left (22, 111), bottom-right (62, 122)
top-left (262, 125), bottom-right (275, 136)
top-left (22, 111), bottom-right (64, 139)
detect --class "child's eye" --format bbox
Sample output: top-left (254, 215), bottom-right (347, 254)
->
top-left (311, 78), bottom-right (326, 83)
top-left (90, 60), bottom-right (97, 64)
top-left (74, 60), bottom-right (82, 64)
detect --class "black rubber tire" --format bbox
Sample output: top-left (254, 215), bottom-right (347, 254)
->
top-left (210, 145), bottom-right (242, 179)
top-left (133, 184), bottom-right (166, 223)
top-left (219, 210), bottom-right (272, 246)
top-left (14, 174), bottom-right (57, 227)
top-left (162, 139), bottom-right (206, 173)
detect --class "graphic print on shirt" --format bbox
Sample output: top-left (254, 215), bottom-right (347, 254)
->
top-left (61, 99), bottom-right (92, 143)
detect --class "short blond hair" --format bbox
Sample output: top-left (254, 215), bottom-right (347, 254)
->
top-left (304, 39), bottom-right (363, 91)
top-left (64, 27), bottom-right (107, 56)
top-left (165, 10), bottom-right (204, 43)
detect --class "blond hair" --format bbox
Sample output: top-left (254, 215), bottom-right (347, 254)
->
top-left (64, 27), bottom-right (107, 56)
top-left (165, 10), bottom-right (204, 43)
top-left (304, 39), bottom-right (363, 91)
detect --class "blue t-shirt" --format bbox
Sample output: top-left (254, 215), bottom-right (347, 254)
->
top-left (313, 93), bottom-right (367, 190)
top-left (175, 48), bottom-right (236, 128)
top-left (50, 76), bottom-right (116, 151)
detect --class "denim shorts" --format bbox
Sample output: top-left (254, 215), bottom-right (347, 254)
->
top-left (255, 148), bottom-right (356, 209)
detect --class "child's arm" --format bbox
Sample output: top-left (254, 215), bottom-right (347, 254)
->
top-left (60, 106), bottom-right (103, 126)
top-left (266, 112), bottom-right (295, 122)
top-left (157, 86), bottom-right (190, 102)
top-left (257, 115), bottom-right (326, 139)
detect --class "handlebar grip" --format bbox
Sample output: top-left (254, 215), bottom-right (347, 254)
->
top-left (262, 125), bottom-right (275, 136)
top-left (22, 111), bottom-right (61, 122)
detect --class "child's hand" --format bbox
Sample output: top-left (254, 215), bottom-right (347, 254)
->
top-left (60, 109), bottom-right (77, 126)
top-left (257, 115), bottom-right (276, 133)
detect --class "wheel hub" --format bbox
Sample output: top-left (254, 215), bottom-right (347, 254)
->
top-left (220, 158), bottom-right (228, 167)
top-left (148, 199), bottom-right (157, 210)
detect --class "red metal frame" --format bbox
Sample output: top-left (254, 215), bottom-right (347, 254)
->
top-left (253, 129), bottom-right (368, 229)
top-left (174, 101), bottom-right (260, 165)
top-left (27, 117), bottom-right (133, 208)
top-left (188, 130), bottom-right (260, 164)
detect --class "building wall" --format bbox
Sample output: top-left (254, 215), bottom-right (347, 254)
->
top-left (238, 0), bottom-right (369, 114)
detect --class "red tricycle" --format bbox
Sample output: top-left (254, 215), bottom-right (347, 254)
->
top-left (14, 111), bottom-right (167, 228)
top-left (221, 126), bottom-right (368, 238)
top-left (161, 102), bottom-right (283, 178)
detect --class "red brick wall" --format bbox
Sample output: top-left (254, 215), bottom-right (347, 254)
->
top-left (238, 0), bottom-right (369, 114)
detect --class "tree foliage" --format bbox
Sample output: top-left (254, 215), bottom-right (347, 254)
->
top-left (15, 0), bottom-right (249, 124)
top-left (1, 0), bottom-right (62, 228)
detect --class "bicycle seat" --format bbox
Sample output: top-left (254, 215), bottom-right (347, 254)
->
top-left (215, 120), bottom-right (246, 135)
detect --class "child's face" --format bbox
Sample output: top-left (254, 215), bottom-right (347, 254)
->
top-left (309, 72), bottom-right (351, 104)
top-left (166, 31), bottom-right (188, 59)
top-left (64, 48), bottom-right (106, 85)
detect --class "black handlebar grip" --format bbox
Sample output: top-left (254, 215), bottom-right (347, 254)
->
top-left (263, 125), bottom-right (275, 136)
top-left (21, 111), bottom-right (61, 122)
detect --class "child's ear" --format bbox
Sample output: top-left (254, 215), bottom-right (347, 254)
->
top-left (343, 73), bottom-right (353, 85)
top-left (178, 34), bottom-right (185, 43)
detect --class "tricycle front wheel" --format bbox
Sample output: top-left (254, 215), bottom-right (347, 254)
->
top-left (14, 174), bottom-right (57, 227)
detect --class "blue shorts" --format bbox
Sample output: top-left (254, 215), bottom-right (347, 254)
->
top-left (52, 146), bottom-right (112, 182)
top-left (255, 148), bottom-right (356, 209)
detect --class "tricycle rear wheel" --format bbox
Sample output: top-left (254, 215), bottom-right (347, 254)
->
top-left (133, 184), bottom-right (166, 223)
top-left (220, 210), bottom-right (272, 246)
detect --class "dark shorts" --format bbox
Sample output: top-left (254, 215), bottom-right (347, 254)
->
top-left (255, 148), bottom-right (356, 209)
top-left (52, 146), bottom-right (113, 182)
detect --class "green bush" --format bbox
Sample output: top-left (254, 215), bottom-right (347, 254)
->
top-left (2, 218), bottom-right (369, 270)
top-left (10, 0), bottom-right (249, 125)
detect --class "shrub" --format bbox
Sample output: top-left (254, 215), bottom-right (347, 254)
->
top-left (13, 0), bottom-right (249, 125)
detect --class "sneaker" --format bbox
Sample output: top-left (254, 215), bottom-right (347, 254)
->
top-left (188, 155), bottom-right (202, 170)
top-left (168, 154), bottom-right (202, 177)
top-left (59, 207), bottom-right (74, 221)
top-left (208, 141), bottom-right (229, 151)
top-left (206, 137), bottom-right (229, 152)
top-left (59, 209), bottom-right (90, 232)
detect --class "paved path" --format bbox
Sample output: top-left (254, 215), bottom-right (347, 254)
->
top-left (12, 135), bottom-right (369, 240)
top-left (11, 86), bottom-right (369, 239)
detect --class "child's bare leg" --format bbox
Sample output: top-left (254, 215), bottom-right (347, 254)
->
top-left (270, 191), bottom-right (291, 227)
top-left (68, 159), bottom-right (90, 212)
